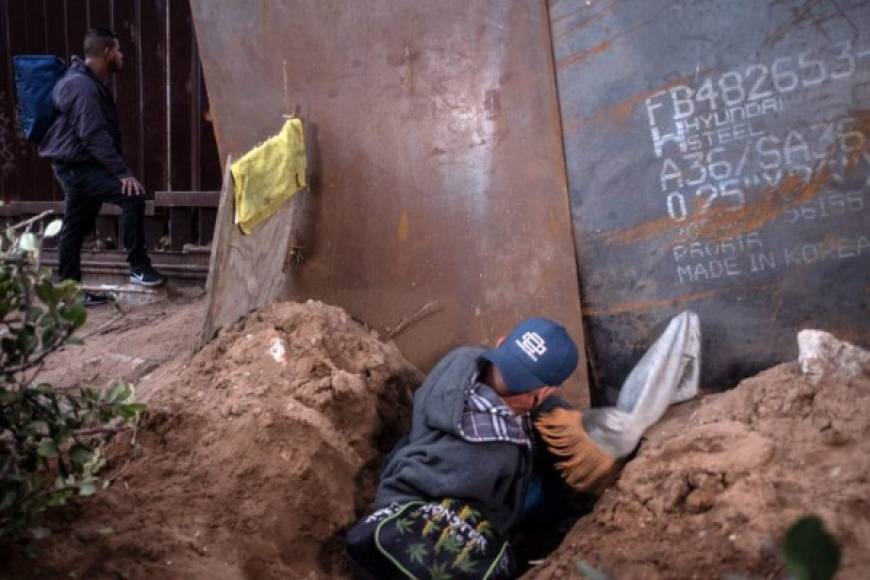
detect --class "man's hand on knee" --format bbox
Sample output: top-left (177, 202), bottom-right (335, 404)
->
top-left (120, 176), bottom-right (145, 196)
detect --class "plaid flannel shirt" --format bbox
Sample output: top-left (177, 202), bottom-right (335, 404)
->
top-left (458, 371), bottom-right (533, 449)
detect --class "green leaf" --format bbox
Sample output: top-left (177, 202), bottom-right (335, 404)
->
top-left (41, 326), bottom-right (57, 349)
top-left (35, 281), bottom-right (57, 305)
top-left (82, 449), bottom-right (106, 476)
top-left (80, 387), bottom-right (99, 402)
top-left (79, 480), bottom-right (97, 497)
top-left (28, 304), bottom-right (44, 320)
top-left (395, 517), bottom-right (412, 535)
top-left (782, 515), bottom-right (841, 580)
top-left (43, 220), bottom-right (62, 238)
top-left (54, 278), bottom-right (79, 299)
top-left (69, 444), bottom-right (92, 466)
top-left (19, 232), bottom-right (38, 253)
top-left (46, 489), bottom-right (74, 507)
top-left (119, 403), bottom-right (146, 418)
top-left (427, 561), bottom-right (452, 580)
top-left (455, 558), bottom-right (477, 574)
top-left (17, 325), bottom-right (37, 353)
top-left (441, 534), bottom-right (462, 554)
top-left (37, 439), bottom-right (58, 458)
top-left (406, 543), bottom-right (428, 565)
top-left (106, 382), bottom-right (132, 404)
top-left (61, 304), bottom-right (87, 328)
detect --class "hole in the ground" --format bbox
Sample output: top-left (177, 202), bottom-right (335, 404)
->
top-left (510, 453), bottom-right (600, 575)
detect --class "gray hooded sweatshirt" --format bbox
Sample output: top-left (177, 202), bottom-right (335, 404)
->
top-left (374, 347), bottom-right (532, 533)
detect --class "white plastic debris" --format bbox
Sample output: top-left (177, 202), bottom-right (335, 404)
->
top-left (798, 330), bottom-right (870, 384)
top-left (269, 337), bottom-right (287, 363)
top-left (583, 311), bottom-right (702, 458)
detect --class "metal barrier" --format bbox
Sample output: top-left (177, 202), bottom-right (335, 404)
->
top-left (190, 0), bottom-right (590, 404)
top-left (551, 0), bottom-right (870, 394)
top-left (190, 0), bottom-right (870, 400)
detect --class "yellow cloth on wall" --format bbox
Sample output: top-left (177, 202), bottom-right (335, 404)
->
top-left (231, 118), bottom-right (307, 235)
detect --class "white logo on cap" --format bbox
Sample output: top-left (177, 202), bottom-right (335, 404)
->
top-left (516, 332), bottom-right (547, 362)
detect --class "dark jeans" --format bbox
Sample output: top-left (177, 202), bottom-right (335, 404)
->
top-left (51, 162), bottom-right (150, 282)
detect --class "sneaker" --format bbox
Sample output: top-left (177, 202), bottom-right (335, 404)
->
top-left (82, 292), bottom-right (113, 307)
top-left (129, 265), bottom-right (166, 287)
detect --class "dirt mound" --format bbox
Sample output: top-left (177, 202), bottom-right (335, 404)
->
top-left (527, 334), bottom-right (870, 579)
top-left (7, 302), bottom-right (868, 580)
top-left (8, 300), bottom-right (421, 579)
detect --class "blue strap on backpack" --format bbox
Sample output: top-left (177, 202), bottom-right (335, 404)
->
top-left (12, 55), bottom-right (67, 144)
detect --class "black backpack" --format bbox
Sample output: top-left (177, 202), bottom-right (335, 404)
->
top-left (346, 499), bottom-right (516, 579)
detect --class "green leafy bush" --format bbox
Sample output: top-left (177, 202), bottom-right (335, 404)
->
top-left (0, 218), bottom-right (144, 541)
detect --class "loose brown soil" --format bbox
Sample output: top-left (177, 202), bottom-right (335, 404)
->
top-left (526, 358), bottom-right (870, 579)
top-left (2, 298), bottom-right (420, 579)
top-left (3, 296), bottom-right (868, 579)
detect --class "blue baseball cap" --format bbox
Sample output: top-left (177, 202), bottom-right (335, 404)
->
top-left (481, 318), bottom-right (579, 393)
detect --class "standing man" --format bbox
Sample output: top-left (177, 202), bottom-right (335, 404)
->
top-left (39, 28), bottom-right (164, 300)
top-left (346, 318), bottom-right (579, 579)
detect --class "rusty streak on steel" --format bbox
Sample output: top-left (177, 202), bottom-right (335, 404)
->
top-left (599, 168), bottom-right (832, 246)
top-left (561, 72), bottom-right (712, 134)
top-left (189, 0), bottom-right (590, 406)
top-left (555, 13), bottom-right (663, 69)
top-left (766, 0), bottom-right (827, 47)
top-left (551, 0), bottom-right (621, 40)
top-left (549, 0), bottom-right (603, 25)
top-left (583, 285), bottom-right (774, 317)
top-left (555, 39), bottom-right (612, 69)
top-left (811, 1), bottom-right (865, 32)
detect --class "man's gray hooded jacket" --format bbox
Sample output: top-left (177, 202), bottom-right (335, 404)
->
top-left (374, 347), bottom-right (532, 533)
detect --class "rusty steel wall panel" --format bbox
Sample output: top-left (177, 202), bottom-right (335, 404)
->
top-left (551, 0), bottom-right (870, 396)
top-left (190, 0), bottom-right (590, 401)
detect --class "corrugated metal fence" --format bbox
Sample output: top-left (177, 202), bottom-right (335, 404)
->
top-left (0, 0), bottom-right (221, 259)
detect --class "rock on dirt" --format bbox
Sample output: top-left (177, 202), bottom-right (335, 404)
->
top-left (526, 331), bottom-right (870, 580)
top-left (4, 300), bottom-right (421, 579)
